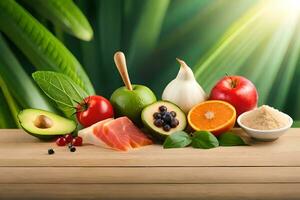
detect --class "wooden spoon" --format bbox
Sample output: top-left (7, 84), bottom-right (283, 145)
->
top-left (114, 51), bottom-right (133, 91)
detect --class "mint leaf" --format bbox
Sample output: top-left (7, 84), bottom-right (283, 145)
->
top-left (218, 132), bottom-right (246, 146)
top-left (32, 71), bottom-right (88, 118)
top-left (163, 131), bottom-right (192, 149)
top-left (192, 131), bottom-right (219, 149)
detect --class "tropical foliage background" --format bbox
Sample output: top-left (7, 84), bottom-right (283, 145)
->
top-left (0, 0), bottom-right (300, 128)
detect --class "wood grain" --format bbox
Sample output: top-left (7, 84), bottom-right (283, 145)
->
top-left (1, 183), bottom-right (300, 200)
top-left (0, 129), bottom-right (299, 199)
top-left (0, 167), bottom-right (300, 184)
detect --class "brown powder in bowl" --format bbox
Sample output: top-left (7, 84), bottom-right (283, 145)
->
top-left (241, 105), bottom-right (289, 130)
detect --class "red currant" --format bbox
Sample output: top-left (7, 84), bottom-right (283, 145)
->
top-left (56, 137), bottom-right (66, 146)
top-left (72, 137), bottom-right (83, 146)
top-left (65, 134), bottom-right (73, 143)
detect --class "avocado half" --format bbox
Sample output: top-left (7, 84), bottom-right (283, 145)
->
top-left (18, 109), bottom-right (77, 140)
top-left (141, 101), bottom-right (187, 142)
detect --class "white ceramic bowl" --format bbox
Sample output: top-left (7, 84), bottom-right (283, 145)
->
top-left (237, 111), bottom-right (293, 141)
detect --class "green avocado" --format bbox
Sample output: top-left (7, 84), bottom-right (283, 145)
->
top-left (141, 101), bottom-right (187, 142)
top-left (18, 109), bottom-right (76, 140)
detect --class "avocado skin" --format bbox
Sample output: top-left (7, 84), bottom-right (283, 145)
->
top-left (18, 109), bottom-right (77, 140)
top-left (140, 126), bottom-right (166, 144)
top-left (21, 126), bottom-right (68, 140)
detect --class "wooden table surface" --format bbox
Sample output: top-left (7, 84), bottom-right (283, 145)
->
top-left (0, 128), bottom-right (300, 200)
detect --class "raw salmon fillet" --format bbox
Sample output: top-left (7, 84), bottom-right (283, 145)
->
top-left (78, 117), bottom-right (152, 151)
top-left (78, 118), bottom-right (113, 148)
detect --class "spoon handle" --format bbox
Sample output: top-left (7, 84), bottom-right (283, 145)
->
top-left (114, 51), bottom-right (133, 91)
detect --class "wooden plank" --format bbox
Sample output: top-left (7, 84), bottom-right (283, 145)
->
top-left (0, 129), bottom-right (300, 167)
top-left (0, 183), bottom-right (299, 200)
top-left (0, 167), bottom-right (300, 184)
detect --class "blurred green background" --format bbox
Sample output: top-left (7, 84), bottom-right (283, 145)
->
top-left (0, 0), bottom-right (300, 128)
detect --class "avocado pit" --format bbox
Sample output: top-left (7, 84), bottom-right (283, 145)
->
top-left (34, 114), bottom-right (53, 129)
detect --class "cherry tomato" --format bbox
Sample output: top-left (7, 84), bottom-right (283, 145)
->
top-left (64, 134), bottom-right (73, 143)
top-left (72, 137), bottom-right (83, 146)
top-left (56, 137), bottom-right (67, 146)
top-left (76, 95), bottom-right (114, 127)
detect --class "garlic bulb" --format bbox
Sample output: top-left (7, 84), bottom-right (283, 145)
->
top-left (162, 58), bottom-right (207, 113)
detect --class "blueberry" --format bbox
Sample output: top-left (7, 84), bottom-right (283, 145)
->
top-left (170, 111), bottom-right (176, 117)
top-left (171, 118), bottom-right (179, 128)
top-left (163, 112), bottom-right (172, 124)
top-left (163, 124), bottom-right (171, 132)
top-left (159, 106), bottom-right (167, 112)
top-left (48, 149), bottom-right (55, 155)
top-left (153, 112), bottom-right (161, 119)
top-left (154, 119), bottom-right (164, 127)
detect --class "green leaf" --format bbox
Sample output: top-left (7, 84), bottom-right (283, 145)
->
top-left (191, 131), bottom-right (219, 149)
top-left (0, 88), bottom-right (17, 128)
top-left (163, 131), bottom-right (192, 149)
top-left (218, 132), bottom-right (246, 146)
top-left (97, 0), bottom-right (122, 94)
top-left (0, 76), bottom-right (20, 128)
top-left (32, 71), bottom-right (88, 118)
top-left (23, 0), bottom-right (93, 41)
top-left (128, 0), bottom-right (170, 70)
top-left (0, 0), bottom-right (94, 94)
top-left (0, 34), bottom-right (55, 111)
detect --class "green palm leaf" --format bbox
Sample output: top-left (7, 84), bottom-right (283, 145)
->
top-left (23, 0), bottom-right (93, 41)
top-left (0, 90), bottom-right (16, 128)
top-left (128, 0), bottom-right (170, 70)
top-left (97, 0), bottom-right (122, 95)
top-left (0, 76), bottom-right (20, 128)
top-left (0, 0), bottom-right (94, 94)
top-left (0, 34), bottom-right (55, 111)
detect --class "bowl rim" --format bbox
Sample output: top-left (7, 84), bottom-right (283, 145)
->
top-left (237, 110), bottom-right (293, 134)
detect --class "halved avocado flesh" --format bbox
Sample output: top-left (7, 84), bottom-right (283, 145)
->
top-left (18, 109), bottom-right (76, 140)
top-left (141, 101), bottom-right (187, 142)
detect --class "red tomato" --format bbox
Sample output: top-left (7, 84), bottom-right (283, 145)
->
top-left (76, 95), bottom-right (114, 127)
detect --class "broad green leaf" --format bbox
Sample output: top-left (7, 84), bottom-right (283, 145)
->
top-left (0, 34), bottom-right (55, 111)
top-left (76, 0), bottom-right (104, 94)
top-left (32, 71), bottom-right (88, 118)
top-left (0, 0), bottom-right (94, 94)
top-left (192, 131), bottom-right (219, 149)
top-left (163, 131), bottom-right (192, 149)
top-left (0, 76), bottom-right (20, 128)
top-left (0, 89), bottom-right (17, 128)
top-left (23, 0), bottom-right (93, 41)
top-left (160, 0), bottom-right (211, 37)
top-left (128, 0), bottom-right (170, 70)
top-left (97, 0), bottom-right (122, 94)
top-left (218, 132), bottom-right (246, 146)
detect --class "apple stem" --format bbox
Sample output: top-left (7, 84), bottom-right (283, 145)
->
top-left (225, 73), bottom-right (237, 88)
top-left (114, 51), bottom-right (133, 91)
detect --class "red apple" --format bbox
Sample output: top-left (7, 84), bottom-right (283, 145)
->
top-left (209, 75), bottom-right (258, 116)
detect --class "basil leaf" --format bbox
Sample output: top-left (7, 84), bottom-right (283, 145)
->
top-left (218, 132), bottom-right (246, 146)
top-left (163, 131), bottom-right (192, 149)
top-left (192, 131), bottom-right (219, 149)
top-left (32, 71), bottom-right (88, 118)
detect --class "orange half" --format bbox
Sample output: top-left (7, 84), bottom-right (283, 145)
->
top-left (187, 100), bottom-right (236, 136)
